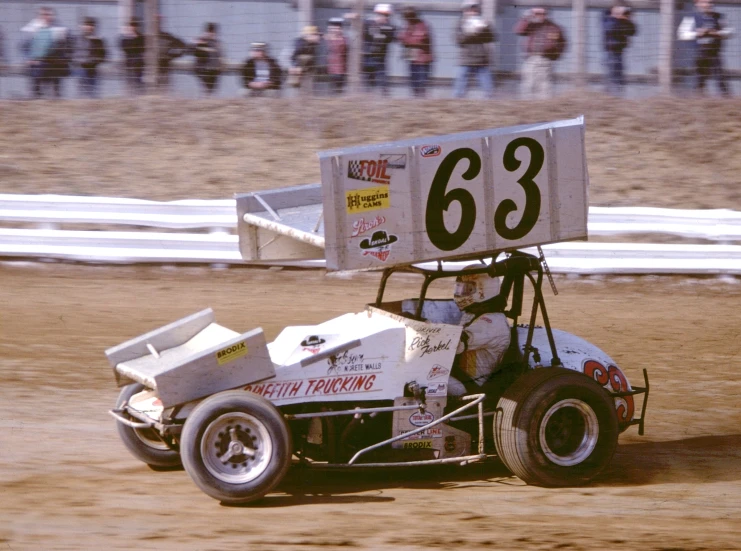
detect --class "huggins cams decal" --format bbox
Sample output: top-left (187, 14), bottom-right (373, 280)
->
top-left (346, 186), bottom-right (390, 214)
top-left (359, 230), bottom-right (398, 262)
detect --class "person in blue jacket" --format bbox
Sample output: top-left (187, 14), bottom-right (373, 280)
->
top-left (603, 3), bottom-right (636, 96)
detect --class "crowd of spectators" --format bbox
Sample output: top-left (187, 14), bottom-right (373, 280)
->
top-left (0, 0), bottom-right (735, 99)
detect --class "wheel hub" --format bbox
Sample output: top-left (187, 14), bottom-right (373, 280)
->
top-left (201, 412), bottom-right (272, 484)
top-left (539, 398), bottom-right (599, 467)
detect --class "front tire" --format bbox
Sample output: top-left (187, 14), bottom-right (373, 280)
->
top-left (494, 367), bottom-right (618, 487)
top-left (115, 383), bottom-right (182, 468)
top-left (180, 390), bottom-right (292, 505)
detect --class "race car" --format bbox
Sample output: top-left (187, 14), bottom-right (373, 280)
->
top-left (107, 249), bottom-right (648, 504)
top-left (106, 117), bottom-right (648, 503)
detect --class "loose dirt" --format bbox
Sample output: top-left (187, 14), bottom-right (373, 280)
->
top-left (1, 264), bottom-right (741, 551)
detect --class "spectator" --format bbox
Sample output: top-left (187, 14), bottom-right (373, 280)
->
top-left (453, 0), bottom-right (495, 99)
top-left (325, 18), bottom-right (348, 95)
top-left (74, 17), bottom-right (107, 98)
top-left (361, 4), bottom-right (396, 95)
top-left (193, 22), bottom-right (223, 95)
top-left (120, 18), bottom-right (145, 95)
top-left (290, 26), bottom-right (321, 94)
top-left (241, 42), bottom-right (282, 97)
top-left (399, 7), bottom-right (434, 98)
top-left (20, 7), bottom-right (72, 98)
top-left (514, 7), bottom-right (566, 99)
top-left (156, 15), bottom-right (188, 90)
top-left (603, 3), bottom-right (636, 96)
top-left (678, 0), bottom-right (733, 97)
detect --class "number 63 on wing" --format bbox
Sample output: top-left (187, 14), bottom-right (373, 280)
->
top-left (319, 116), bottom-right (588, 272)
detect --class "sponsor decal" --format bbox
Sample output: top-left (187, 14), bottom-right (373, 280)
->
top-left (427, 365), bottom-right (450, 380)
top-left (444, 435), bottom-right (456, 452)
top-left (583, 360), bottom-right (635, 424)
top-left (359, 230), bottom-right (398, 262)
top-left (216, 341), bottom-right (248, 365)
top-left (301, 335), bottom-right (326, 354)
top-left (402, 439), bottom-right (433, 449)
top-left (347, 155), bottom-right (407, 185)
top-left (327, 350), bottom-right (381, 375)
top-left (400, 427), bottom-right (443, 439)
top-left (409, 410), bottom-right (435, 427)
top-left (420, 145), bottom-right (441, 158)
top-left (425, 383), bottom-right (447, 397)
top-left (351, 215), bottom-right (386, 238)
top-left (245, 373), bottom-right (378, 400)
top-left (380, 153), bottom-right (407, 170)
top-left (346, 186), bottom-right (390, 214)
top-left (409, 335), bottom-right (452, 357)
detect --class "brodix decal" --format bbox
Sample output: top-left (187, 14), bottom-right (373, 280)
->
top-left (216, 342), bottom-right (248, 365)
top-left (244, 374), bottom-right (378, 400)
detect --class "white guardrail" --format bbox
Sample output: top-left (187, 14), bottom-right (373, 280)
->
top-left (2, 194), bottom-right (741, 275)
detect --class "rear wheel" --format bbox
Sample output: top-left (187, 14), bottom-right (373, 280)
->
top-left (180, 390), bottom-right (292, 505)
top-left (115, 383), bottom-right (181, 468)
top-left (494, 367), bottom-right (618, 487)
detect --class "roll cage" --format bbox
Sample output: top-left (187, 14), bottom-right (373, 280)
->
top-left (374, 250), bottom-right (563, 369)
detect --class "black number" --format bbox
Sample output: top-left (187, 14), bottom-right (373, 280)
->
top-left (425, 148), bottom-right (480, 251)
top-left (494, 137), bottom-right (544, 241)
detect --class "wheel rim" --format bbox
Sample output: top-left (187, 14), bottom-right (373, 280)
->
top-left (539, 398), bottom-right (599, 467)
top-left (200, 412), bottom-right (273, 484)
top-left (134, 426), bottom-right (171, 451)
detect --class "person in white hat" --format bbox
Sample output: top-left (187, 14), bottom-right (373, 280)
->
top-left (453, 0), bottom-right (496, 99)
top-left (361, 4), bottom-right (396, 95)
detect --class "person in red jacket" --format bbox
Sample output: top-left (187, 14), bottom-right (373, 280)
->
top-left (399, 7), bottom-right (434, 97)
top-left (514, 7), bottom-right (566, 99)
top-left (325, 18), bottom-right (348, 94)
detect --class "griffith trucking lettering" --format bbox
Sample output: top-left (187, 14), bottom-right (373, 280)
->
top-left (244, 374), bottom-right (378, 400)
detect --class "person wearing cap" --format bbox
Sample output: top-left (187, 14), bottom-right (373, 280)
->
top-left (119, 18), bottom-right (145, 95)
top-left (514, 7), bottom-right (567, 99)
top-left (399, 7), bottom-right (434, 97)
top-left (362, 4), bottom-right (396, 95)
top-left (74, 16), bottom-right (106, 98)
top-left (290, 25), bottom-right (322, 94)
top-left (453, 0), bottom-right (496, 99)
top-left (325, 18), bottom-right (349, 94)
top-left (193, 22), bottom-right (224, 96)
top-left (242, 42), bottom-right (282, 97)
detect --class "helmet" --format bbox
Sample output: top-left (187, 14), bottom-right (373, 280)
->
top-left (454, 265), bottom-right (500, 311)
top-left (374, 3), bottom-right (393, 15)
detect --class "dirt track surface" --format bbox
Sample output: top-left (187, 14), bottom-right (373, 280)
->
top-left (2, 263), bottom-right (741, 551)
top-left (1, 96), bottom-right (741, 210)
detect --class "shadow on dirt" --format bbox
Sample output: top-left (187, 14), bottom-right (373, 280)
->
top-left (598, 434), bottom-right (741, 486)
top-left (235, 460), bottom-right (517, 507)
top-left (226, 434), bottom-right (741, 506)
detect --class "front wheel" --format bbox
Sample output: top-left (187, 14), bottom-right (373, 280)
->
top-left (115, 383), bottom-right (182, 468)
top-left (494, 367), bottom-right (618, 487)
top-left (180, 390), bottom-right (292, 505)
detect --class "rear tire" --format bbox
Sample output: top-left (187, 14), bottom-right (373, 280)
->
top-left (115, 383), bottom-right (182, 468)
top-left (180, 390), bottom-right (292, 505)
top-left (494, 367), bottom-right (618, 487)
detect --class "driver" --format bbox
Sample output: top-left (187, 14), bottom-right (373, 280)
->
top-left (448, 267), bottom-right (511, 396)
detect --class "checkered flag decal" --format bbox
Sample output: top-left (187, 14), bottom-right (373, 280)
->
top-left (347, 161), bottom-right (370, 181)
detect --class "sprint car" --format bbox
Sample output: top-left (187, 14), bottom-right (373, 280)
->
top-left (107, 250), bottom-right (649, 504)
